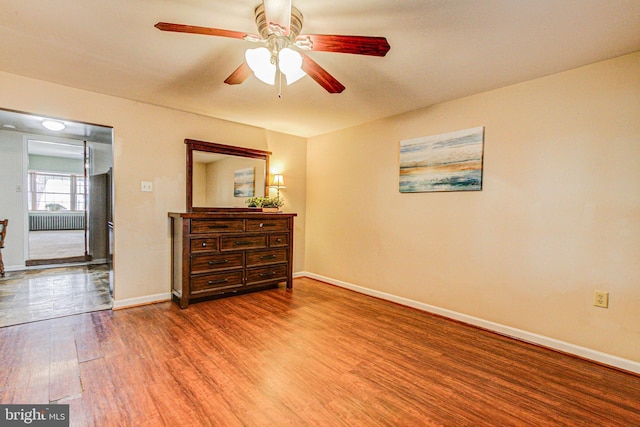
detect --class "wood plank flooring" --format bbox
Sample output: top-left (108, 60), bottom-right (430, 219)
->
top-left (1, 277), bottom-right (638, 426)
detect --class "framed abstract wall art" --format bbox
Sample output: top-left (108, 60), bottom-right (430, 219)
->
top-left (399, 127), bottom-right (485, 193)
top-left (234, 167), bottom-right (255, 197)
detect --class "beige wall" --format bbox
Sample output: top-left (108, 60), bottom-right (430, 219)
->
top-left (0, 71), bottom-right (307, 302)
top-left (192, 162), bottom-right (206, 207)
top-left (266, 130), bottom-right (307, 273)
top-left (204, 157), bottom-right (266, 207)
top-left (305, 52), bottom-right (640, 362)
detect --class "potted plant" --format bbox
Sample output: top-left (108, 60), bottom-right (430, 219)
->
top-left (45, 203), bottom-right (66, 211)
top-left (245, 196), bottom-right (284, 212)
top-left (245, 197), bottom-right (262, 208)
top-left (259, 196), bottom-right (284, 213)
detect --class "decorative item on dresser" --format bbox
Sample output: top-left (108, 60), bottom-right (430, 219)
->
top-left (169, 212), bottom-right (296, 308)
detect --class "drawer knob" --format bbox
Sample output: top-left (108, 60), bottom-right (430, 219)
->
top-left (276, 238), bottom-right (282, 243)
top-left (260, 254), bottom-right (277, 260)
top-left (208, 279), bottom-right (228, 285)
top-left (208, 260), bottom-right (228, 265)
top-left (202, 242), bottom-right (207, 247)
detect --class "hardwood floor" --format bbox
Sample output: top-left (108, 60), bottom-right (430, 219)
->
top-left (1, 277), bottom-right (638, 426)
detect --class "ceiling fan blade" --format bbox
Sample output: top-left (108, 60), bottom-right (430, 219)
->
top-left (296, 34), bottom-right (391, 57)
top-left (300, 53), bottom-right (345, 94)
top-left (155, 22), bottom-right (259, 41)
top-left (263, 0), bottom-right (292, 35)
top-left (224, 62), bottom-right (252, 85)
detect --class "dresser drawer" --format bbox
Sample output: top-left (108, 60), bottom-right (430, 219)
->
top-left (191, 252), bottom-right (243, 274)
top-left (191, 238), bottom-right (218, 253)
top-left (191, 271), bottom-right (244, 294)
top-left (246, 219), bottom-right (289, 232)
top-left (246, 264), bottom-right (288, 285)
top-left (220, 234), bottom-right (267, 251)
top-left (191, 219), bottom-right (244, 234)
top-left (246, 248), bottom-right (288, 267)
top-left (269, 233), bottom-right (289, 247)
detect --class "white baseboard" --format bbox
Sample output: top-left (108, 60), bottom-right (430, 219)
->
top-left (301, 272), bottom-right (640, 375)
top-left (4, 265), bottom-right (24, 273)
top-left (112, 293), bottom-right (172, 310)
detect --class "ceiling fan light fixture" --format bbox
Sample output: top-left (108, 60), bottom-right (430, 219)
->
top-left (156, 1), bottom-right (389, 94)
top-left (278, 48), bottom-right (306, 85)
top-left (245, 47), bottom-right (276, 85)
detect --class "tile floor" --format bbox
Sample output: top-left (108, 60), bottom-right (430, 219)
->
top-left (0, 264), bottom-right (112, 328)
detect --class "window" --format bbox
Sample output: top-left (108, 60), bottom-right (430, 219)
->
top-left (28, 172), bottom-right (86, 212)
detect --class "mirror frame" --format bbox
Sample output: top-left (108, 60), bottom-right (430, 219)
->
top-left (185, 139), bottom-right (271, 212)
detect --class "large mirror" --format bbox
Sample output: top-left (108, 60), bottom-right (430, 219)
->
top-left (186, 139), bottom-right (270, 211)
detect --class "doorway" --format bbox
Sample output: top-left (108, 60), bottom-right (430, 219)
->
top-left (24, 138), bottom-right (113, 267)
top-left (26, 140), bottom-right (90, 265)
top-left (0, 108), bottom-right (114, 327)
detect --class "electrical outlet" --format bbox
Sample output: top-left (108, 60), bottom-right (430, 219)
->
top-left (594, 291), bottom-right (609, 308)
top-left (141, 181), bottom-right (153, 192)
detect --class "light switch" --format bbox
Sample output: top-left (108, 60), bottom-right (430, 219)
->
top-left (141, 181), bottom-right (153, 192)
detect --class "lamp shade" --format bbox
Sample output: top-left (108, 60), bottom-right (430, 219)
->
top-left (270, 174), bottom-right (286, 188)
top-left (245, 47), bottom-right (276, 85)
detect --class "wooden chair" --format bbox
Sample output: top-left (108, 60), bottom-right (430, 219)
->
top-left (0, 219), bottom-right (7, 277)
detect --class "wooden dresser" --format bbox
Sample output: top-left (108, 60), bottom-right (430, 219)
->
top-left (169, 212), bottom-right (296, 308)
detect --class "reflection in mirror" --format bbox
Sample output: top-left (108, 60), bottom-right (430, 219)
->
top-left (185, 139), bottom-right (271, 211)
top-left (192, 151), bottom-right (266, 208)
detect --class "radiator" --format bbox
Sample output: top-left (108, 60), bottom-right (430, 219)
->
top-left (29, 213), bottom-right (85, 231)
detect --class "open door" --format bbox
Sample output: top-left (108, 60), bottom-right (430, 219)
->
top-left (88, 172), bottom-right (108, 262)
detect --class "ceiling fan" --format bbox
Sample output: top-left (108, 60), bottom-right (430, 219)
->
top-left (155, 0), bottom-right (390, 94)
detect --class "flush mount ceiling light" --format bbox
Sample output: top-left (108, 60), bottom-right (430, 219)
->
top-left (155, 0), bottom-right (390, 94)
top-left (42, 120), bottom-right (66, 131)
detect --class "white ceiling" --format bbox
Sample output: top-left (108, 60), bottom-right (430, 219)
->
top-left (0, 0), bottom-right (639, 138)
top-left (28, 140), bottom-right (85, 159)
